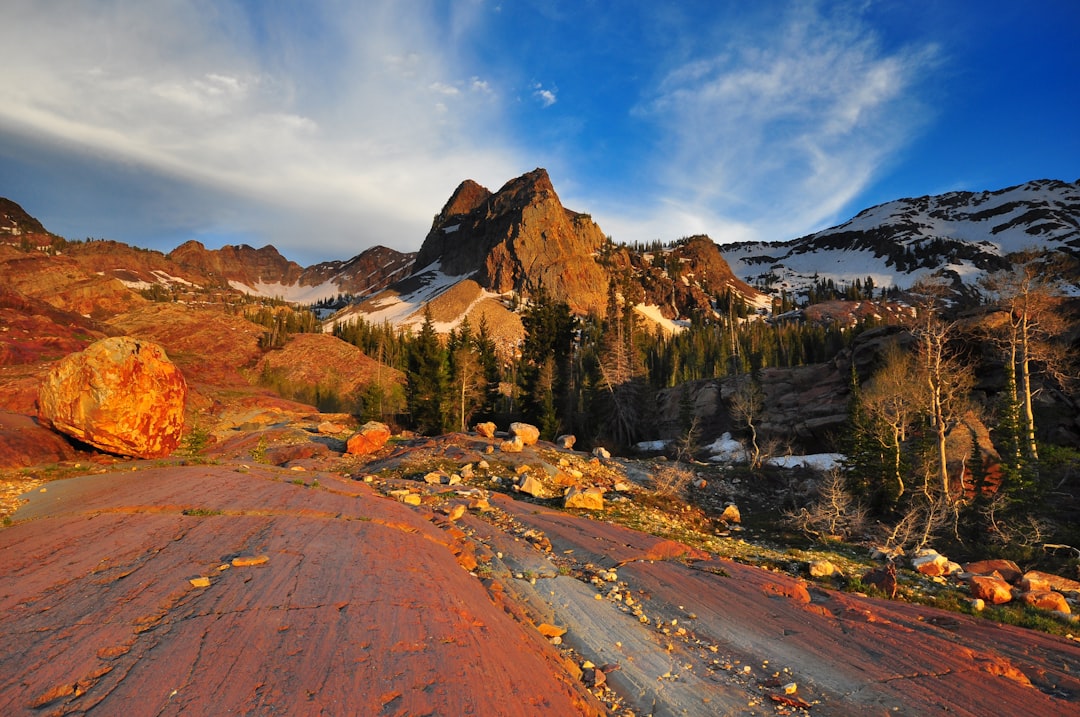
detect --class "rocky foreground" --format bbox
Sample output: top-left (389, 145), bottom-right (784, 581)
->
top-left (2, 426), bottom-right (1080, 717)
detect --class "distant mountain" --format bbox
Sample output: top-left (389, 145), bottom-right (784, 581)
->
top-left (169, 240), bottom-right (414, 304)
top-left (326, 168), bottom-right (765, 341)
top-left (721, 178), bottom-right (1080, 298)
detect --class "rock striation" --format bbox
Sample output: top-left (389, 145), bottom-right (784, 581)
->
top-left (37, 336), bottom-right (187, 459)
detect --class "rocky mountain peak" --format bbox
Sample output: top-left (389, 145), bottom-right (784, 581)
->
top-left (436, 179), bottom-right (492, 220)
top-left (413, 167), bottom-right (609, 314)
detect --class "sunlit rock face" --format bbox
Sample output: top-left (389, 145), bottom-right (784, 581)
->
top-left (38, 336), bottom-right (187, 459)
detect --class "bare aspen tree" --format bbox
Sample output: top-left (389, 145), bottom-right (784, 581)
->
top-left (859, 344), bottom-right (926, 499)
top-left (730, 376), bottom-right (764, 468)
top-left (980, 249), bottom-right (1074, 462)
top-left (908, 279), bottom-right (973, 502)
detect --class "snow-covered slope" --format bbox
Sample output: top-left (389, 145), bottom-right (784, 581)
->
top-left (721, 179), bottom-right (1080, 297)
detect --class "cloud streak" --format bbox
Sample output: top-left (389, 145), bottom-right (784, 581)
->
top-left (0, 0), bottom-right (522, 260)
top-left (631, 4), bottom-right (938, 244)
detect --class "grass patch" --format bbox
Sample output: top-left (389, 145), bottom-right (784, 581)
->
top-left (181, 508), bottom-right (223, 517)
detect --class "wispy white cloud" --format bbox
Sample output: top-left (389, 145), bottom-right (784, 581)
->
top-left (533, 83), bottom-right (558, 108)
top-left (0, 0), bottom-right (521, 259)
top-left (633, 4), bottom-right (938, 244)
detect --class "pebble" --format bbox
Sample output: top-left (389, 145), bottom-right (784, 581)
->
top-left (189, 577), bottom-right (211, 588)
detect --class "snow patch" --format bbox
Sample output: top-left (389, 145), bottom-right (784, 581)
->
top-left (634, 304), bottom-right (688, 335)
top-left (229, 279), bottom-right (339, 304)
top-left (767, 454), bottom-right (844, 471)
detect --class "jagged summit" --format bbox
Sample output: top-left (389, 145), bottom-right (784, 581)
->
top-left (413, 168), bottom-right (610, 314)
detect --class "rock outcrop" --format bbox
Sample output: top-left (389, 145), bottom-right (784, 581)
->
top-left (414, 168), bottom-right (610, 315)
top-left (37, 337), bottom-right (187, 458)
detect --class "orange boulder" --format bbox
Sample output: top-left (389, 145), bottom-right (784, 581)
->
top-left (37, 337), bottom-right (186, 459)
top-left (346, 421), bottom-right (391, 455)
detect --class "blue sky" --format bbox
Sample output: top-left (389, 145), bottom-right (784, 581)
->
top-left (1, 1), bottom-right (1077, 265)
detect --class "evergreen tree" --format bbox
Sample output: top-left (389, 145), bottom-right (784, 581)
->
top-left (406, 305), bottom-right (448, 434)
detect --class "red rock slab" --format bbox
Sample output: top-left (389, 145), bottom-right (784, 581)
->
top-left (0, 411), bottom-right (79, 469)
top-left (0, 466), bottom-right (602, 716)
top-left (503, 498), bottom-right (1080, 715)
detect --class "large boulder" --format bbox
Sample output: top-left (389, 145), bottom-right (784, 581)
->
top-left (37, 337), bottom-right (187, 459)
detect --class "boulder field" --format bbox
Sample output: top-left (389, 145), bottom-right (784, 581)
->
top-left (2, 441), bottom-right (1079, 716)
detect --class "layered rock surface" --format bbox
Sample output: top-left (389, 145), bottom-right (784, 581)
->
top-left (2, 433), bottom-right (1079, 716)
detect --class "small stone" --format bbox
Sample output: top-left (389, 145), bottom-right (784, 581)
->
top-left (556, 434), bottom-right (576, 450)
top-left (564, 485), bottom-right (605, 510)
top-left (808, 560), bottom-right (839, 578)
top-left (592, 447), bottom-right (611, 459)
top-left (447, 504), bottom-right (467, 521)
top-left (474, 421), bottom-right (497, 438)
top-left (189, 577), bottom-right (211, 588)
top-left (423, 471), bottom-right (446, 484)
top-left (231, 555), bottom-right (269, 567)
top-left (345, 421), bottom-right (391, 456)
top-left (460, 464), bottom-right (475, 479)
top-left (477, 460), bottom-right (490, 470)
top-left (969, 598), bottom-right (985, 612)
top-left (912, 551), bottom-right (949, 577)
top-left (469, 498), bottom-right (491, 512)
top-left (515, 474), bottom-right (545, 497)
top-left (970, 574), bottom-right (1013, 605)
top-left (720, 503), bottom-right (741, 523)
top-left (317, 421), bottom-right (345, 434)
top-left (1021, 590), bottom-right (1070, 613)
top-left (399, 493), bottom-right (422, 506)
top-left (509, 422), bottom-right (541, 446)
top-left (537, 623), bottom-right (567, 638)
top-left (783, 682), bottom-right (797, 694)
top-left (499, 437), bottom-right (524, 453)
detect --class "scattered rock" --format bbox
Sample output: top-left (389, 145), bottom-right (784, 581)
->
top-left (37, 336), bottom-right (187, 459)
top-left (446, 504), bottom-right (467, 522)
top-left (423, 471), bottom-right (447, 484)
top-left (719, 503), bottom-right (741, 524)
top-left (189, 577), bottom-right (211, 588)
top-left (346, 421), bottom-right (391, 456)
top-left (556, 434), bottom-right (576, 449)
top-left (964, 559), bottom-right (1022, 584)
top-left (592, 447), bottom-right (610, 459)
top-left (474, 422), bottom-right (497, 438)
top-left (509, 422), bottom-right (541, 446)
top-left (1021, 570), bottom-right (1080, 597)
top-left (500, 437), bottom-right (524, 453)
top-left (537, 623), bottom-right (567, 638)
top-left (969, 575), bottom-right (1013, 605)
top-left (809, 560), bottom-right (840, 578)
top-left (515, 474), bottom-right (544, 497)
top-left (317, 421), bottom-right (345, 434)
top-left (564, 486), bottom-right (604, 511)
top-left (1020, 590), bottom-right (1070, 613)
top-left (911, 550), bottom-right (949, 577)
top-left (231, 555), bottom-right (269, 567)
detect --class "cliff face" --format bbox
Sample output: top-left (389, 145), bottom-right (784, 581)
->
top-left (415, 168), bottom-right (610, 315)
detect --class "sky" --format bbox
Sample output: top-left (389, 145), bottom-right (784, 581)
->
top-left (1, 1), bottom-right (1078, 265)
